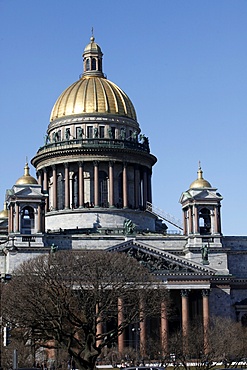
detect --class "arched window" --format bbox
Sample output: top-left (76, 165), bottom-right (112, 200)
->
top-left (86, 58), bottom-right (90, 71)
top-left (99, 171), bottom-right (108, 207)
top-left (21, 206), bottom-right (34, 234)
top-left (199, 208), bottom-right (211, 235)
top-left (92, 58), bottom-right (96, 70)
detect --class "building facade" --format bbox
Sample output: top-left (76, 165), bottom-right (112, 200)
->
top-left (1, 35), bottom-right (247, 353)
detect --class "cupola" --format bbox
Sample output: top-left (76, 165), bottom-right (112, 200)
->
top-left (15, 163), bottom-right (38, 185)
top-left (190, 163), bottom-right (211, 189)
top-left (82, 34), bottom-right (104, 77)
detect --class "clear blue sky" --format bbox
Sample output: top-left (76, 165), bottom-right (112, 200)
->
top-left (1, 0), bottom-right (247, 235)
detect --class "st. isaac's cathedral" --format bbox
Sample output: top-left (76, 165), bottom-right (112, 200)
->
top-left (0, 35), bottom-right (247, 352)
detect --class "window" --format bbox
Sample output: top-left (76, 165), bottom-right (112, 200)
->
top-left (92, 58), bottom-right (96, 70)
top-left (199, 208), bottom-right (211, 235)
top-left (87, 126), bottom-right (93, 139)
top-left (86, 59), bottom-right (90, 71)
top-left (99, 171), bottom-right (108, 207)
top-left (99, 126), bottom-right (105, 138)
top-left (112, 127), bottom-right (116, 139)
top-left (21, 206), bottom-right (34, 234)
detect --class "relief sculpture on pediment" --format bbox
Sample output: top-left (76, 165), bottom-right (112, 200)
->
top-left (126, 247), bottom-right (187, 274)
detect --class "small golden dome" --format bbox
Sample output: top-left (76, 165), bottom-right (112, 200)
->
top-left (84, 36), bottom-right (102, 53)
top-left (190, 163), bottom-right (211, 189)
top-left (0, 203), bottom-right (8, 219)
top-left (16, 163), bottom-right (38, 185)
top-left (50, 76), bottom-right (137, 122)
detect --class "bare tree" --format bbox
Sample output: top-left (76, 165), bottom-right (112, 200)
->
top-left (2, 250), bottom-right (167, 370)
top-left (168, 316), bottom-right (247, 370)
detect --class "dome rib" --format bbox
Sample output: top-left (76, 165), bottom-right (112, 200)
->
top-left (82, 78), bottom-right (89, 112)
top-left (93, 78), bottom-right (98, 112)
top-left (52, 85), bottom-right (72, 119)
top-left (111, 82), bottom-right (128, 115)
top-left (97, 77), bottom-right (109, 112)
top-left (104, 79), bottom-right (119, 114)
top-left (50, 76), bottom-right (137, 122)
top-left (63, 84), bottom-right (75, 116)
top-left (72, 79), bottom-right (84, 114)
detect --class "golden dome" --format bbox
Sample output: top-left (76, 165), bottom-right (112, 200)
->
top-left (84, 36), bottom-right (102, 53)
top-left (50, 36), bottom-right (137, 122)
top-left (50, 76), bottom-right (137, 122)
top-left (0, 203), bottom-right (8, 219)
top-left (190, 163), bottom-right (211, 189)
top-left (16, 163), bottom-right (38, 185)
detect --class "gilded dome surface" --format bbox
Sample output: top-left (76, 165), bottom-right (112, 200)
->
top-left (0, 203), bottom-right (8, 219)
top-left (50, 76), bottom-right (137, 122)
top-left (16, 163), bottom-right (38, 185)
top-left (190, 165), bottom-right (211, 189)
top-left (50, 36), bottom-right (137, 122)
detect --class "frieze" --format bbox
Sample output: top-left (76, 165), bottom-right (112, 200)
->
top-left (107, 240), bottom-right (216, 276)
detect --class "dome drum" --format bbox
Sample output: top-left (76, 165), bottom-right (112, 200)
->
top-left (31, 36), bottom-right (156, 228)
top-left (47, 116), bottom-right (140, 148)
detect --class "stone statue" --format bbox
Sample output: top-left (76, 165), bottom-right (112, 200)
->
top-left (94, 127), bottom-right (98, 138)
top-left (50, 243), bottom-right (58, 254)
top-left (123, 218), bottom-right (135, 235)
top-left (55, 132), bottom-right (60, 142)
top-left (65, 128), bottom-right (70, 140)
top-left (120, 128), bottom-right (126, 140)
top-left (132, 131), bottom-right (138, 141)
top-left (201, 244), bottom-right (209, 264)
top-left (44, 134), bottom-right (50, 145)
top-left (78, 127), bottom-right (83, 139)
top-left (108, 128), bottom-right (113, 139)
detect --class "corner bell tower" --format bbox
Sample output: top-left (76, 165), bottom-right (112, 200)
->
top-left (180, 164), bottom-right (223, 249)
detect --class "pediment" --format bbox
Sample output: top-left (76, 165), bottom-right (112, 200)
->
top-left (180, 189), bottom-right (222, 203)
top-left (106, 240), bottom-right (216, 277)
top-left (13, 187), bottom-right (43, 198)
top-left (193, 189), bottom-right (222, 201)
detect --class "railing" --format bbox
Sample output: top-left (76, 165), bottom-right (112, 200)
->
top-left (22, 236), bottom-right (36, 242)
top-left (146, 201), bottom-right (183, 231)
top-left (37, 138), bottom-right (150, 154)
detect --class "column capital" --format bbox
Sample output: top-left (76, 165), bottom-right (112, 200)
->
top-left (202, 289), bottom-right (210, 297)
top-left (93, 160), bottom-right (99, 167)
top-left (52, 164), bottom-right (56, 171)
top-left (64, 162), bottom-right (69, 169)
top-left (78, 161), bottom-right (84, 167)
top-left (181, 289), bottom-right (190, 297)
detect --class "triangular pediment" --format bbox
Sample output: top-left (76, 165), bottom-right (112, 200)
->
top-left (193, 189), bottom-right (222, 201)
top-left (180, 189), bottom-right (222, 204)
top-left (13, 186), bottom-right (44, 198)
top-left (106, 240), bottom-right (216, 277)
